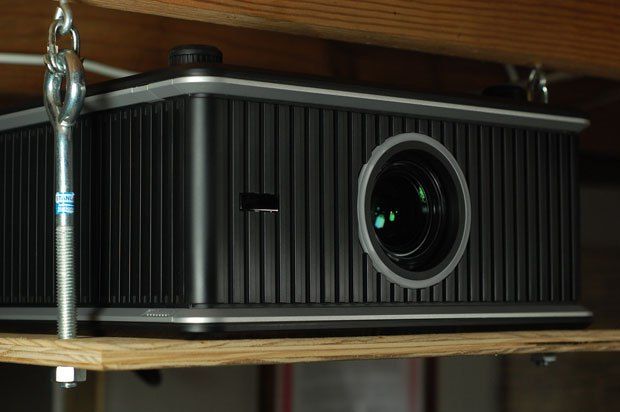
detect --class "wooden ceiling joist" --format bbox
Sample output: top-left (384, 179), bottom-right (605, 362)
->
top-left (82, 0), bottom-right (620, 80)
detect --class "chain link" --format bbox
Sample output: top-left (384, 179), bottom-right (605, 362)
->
top-left (55, 3), bottom-right (73, 36)
top-left (45, 2), bottom-right (80, 75)
top-left (44, 0), bottom-right (84, 127)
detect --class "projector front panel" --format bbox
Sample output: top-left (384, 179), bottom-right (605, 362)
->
top-left (194, 95), bottom-right (579, 306)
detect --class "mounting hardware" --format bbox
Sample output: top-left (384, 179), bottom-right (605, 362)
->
top-left (45, 0), bottom-right (87, 389)
top-left (530, 353), bottom-right (557, 367)
top-left (527, 65), bottom-right (549, 104)
top-left (55, 367), bottom-right (87, 389)
top-left (134, 370), bottom-right (163, 386)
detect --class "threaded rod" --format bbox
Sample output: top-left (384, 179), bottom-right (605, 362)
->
top-left (55, 226), bottom-right (76, 339)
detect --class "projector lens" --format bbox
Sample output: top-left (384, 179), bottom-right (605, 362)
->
top-left (357, 132), bottom-right (471, 288)
top-left (371, 168), bottom-right (431, 254)
top-left (369, 160), bottom-right (447, 269)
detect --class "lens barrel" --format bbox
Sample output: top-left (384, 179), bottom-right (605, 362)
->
top-left (357, 133), bottom-right (471, 289)
top-left (370, 159), bottom-right (448, 270)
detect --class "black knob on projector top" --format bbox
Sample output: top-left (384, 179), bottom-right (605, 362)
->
top-left (168, 45), bottom-right (223, 66)
top-left (482, 84), bottom-right (527, 102)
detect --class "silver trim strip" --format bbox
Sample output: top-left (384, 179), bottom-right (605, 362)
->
top-left (0, 76), bottom-right (589, 133)
top-left (172, 311), bottom-right (593, 324)
top-left (0, 307), bottom-right (593, 324)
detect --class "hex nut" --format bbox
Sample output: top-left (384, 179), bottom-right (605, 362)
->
top-left (55, 366), bottom-right (87, 383)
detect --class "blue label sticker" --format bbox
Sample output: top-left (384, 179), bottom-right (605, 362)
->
top-left (55, 192), bottom-right (75, 215)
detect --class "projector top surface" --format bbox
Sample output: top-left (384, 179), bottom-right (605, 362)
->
top-left (0, 64), bottom-right (589, 133)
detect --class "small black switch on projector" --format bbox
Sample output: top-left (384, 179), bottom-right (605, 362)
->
top-left (240, 193), bottom-right (279, 213)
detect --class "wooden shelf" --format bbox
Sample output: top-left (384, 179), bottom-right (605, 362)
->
top-left (0, 330), bottom-right (618, 371)
top-left (83, 0), bottom-right (620, 79)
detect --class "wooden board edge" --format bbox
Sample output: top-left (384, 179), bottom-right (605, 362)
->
top-left (0, 330), bottom-right (618, 371)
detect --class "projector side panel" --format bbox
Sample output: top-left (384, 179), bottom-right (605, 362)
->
top-left (0, 99), bottom-right (190, 307)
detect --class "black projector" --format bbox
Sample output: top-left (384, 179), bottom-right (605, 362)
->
top-left (0, 47), bottom-right (592, 335)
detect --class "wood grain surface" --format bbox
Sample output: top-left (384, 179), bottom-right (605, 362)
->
top-left (0, 330), bottom-right (618, 371)
top-left (82, 0), bottom-right (620, 79)
top-left (1, 1), bottom-right (507, 104)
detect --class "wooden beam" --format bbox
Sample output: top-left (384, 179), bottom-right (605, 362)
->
top-left (0, 0), bottom-right (507, 105)
top-left (0, 330), bottom-right (618, 371)
top-left (82, 0), bottom-right (620, 80)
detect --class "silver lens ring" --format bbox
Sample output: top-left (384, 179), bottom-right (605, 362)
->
top-left (357, 132), bottom-right (471, 289)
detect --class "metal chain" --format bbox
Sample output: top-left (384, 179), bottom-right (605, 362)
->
top-left (44, 0), bottom-right (87, 389)
top-left (55, 1), bottom-right (73, 35)
top-left (44, 2), bottom-right (80, 75)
